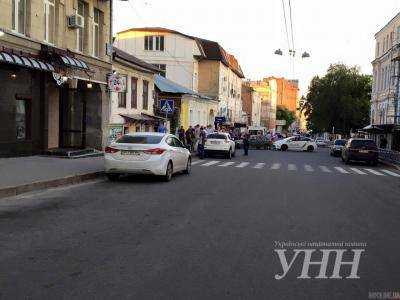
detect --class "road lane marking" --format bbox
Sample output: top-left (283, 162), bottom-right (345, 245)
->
top-left (350, 168), bottom-right (367, 175)
top-left (270, 163), bottom-right (281, 170)
top-left (319, 166), bottom-right (332, 173)
top-left (380, 169), bottom-right (400, 177)
top-left (191, 160), bottom-right (202, 165)
top-left (200, 160), bottom-right (220, 166)
top-left (364, 169), bottom-right (385, 176)
top-left (253, 163), bottom-right (266, 169)
top-left (304, 164), bottom-right (314, 172)
top-left (236, 162), bottom-right (250, 168)
top-left (219, 162), bottom-right (235, 167)
top-left (288, 164), bottom-right (297, 171)
top-left (334, 167), bottom-right (349, 174)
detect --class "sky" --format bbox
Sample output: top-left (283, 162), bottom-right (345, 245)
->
top-left (113, 0), bottom-right (400, 95)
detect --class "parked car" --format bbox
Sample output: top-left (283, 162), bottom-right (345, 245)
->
top-left (341, 138), bottom-right (379, 165)
top-left (315, 138), bottom-right (329, 147)
top-left (249, 135), bottom-right (272, 150)
top-left (273, 136), bottom-right (317, 152)
top-left (104, 133), bottom-right (191, 182)
top-left (204, 132), bottom-right (236, 159)
top-left (330, 139), bottom-right (347, 156)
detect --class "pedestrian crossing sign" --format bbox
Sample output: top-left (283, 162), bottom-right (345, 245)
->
top-left (160, 99), bottom-right (174, 113)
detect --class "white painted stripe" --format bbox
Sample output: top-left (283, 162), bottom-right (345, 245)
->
top-left (219, 162), bottom-right (235, 167)
top-left (288, 164), bottom-right (297, 171)
top-left (380, 169), bottom-right (400, 177)
top-left (304, 164), bottom-right (314, 172)
top-left (365, 168), bottom-right (385, 176)
top-left (236, 162), bottom-right (250, 168)
top-left (319, 166), bottom-right (332, 173)
top-left (200, 160), bottom-right (220, 167)
top-left (191, 160), bottom-right (202, 165)
top-left (270, 163), bottom-right (281, 170)
top-left (254, 163), bottom-right (266, 169)
top-left (350, 168), bottom-right (367, 175)
top-left (334, 167), bottom-right (349, 174)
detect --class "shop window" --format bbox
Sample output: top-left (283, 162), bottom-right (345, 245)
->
top-left (44, 0), bottom-right (55, 44)
top-left (142, 80), bottom-right (149, 110)
top-left (15, 98), bottom-right (31, 140)
top-left (12, 0), bottom-right (27, 35)
top-left (131, 77), bottom-right (138, 109)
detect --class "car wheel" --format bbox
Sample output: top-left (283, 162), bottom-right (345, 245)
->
top-left (281, 144), bottom-right (288, 151)
top-left (163, 161), bottom-right (173, 182)
top-left (307, 145), bottom-right (314, 152)
top-left (232, 148), bottom-right (236, 157)
top-left (183, 157), bottom-right (191, 174)
top-left (106, 173), bottom-right (119, 181)
top-left (227, 148), bottom-right (232, 159)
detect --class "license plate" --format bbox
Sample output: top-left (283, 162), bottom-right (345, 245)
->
top-left (121, 150), bottom-right (140, 155)
top-left (359, 150), bottom-right (369, 153)
top-left (210, 141), bottom-right (220, 145)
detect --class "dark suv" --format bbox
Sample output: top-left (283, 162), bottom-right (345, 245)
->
top-left (341, 138), bottom-right (379, 166)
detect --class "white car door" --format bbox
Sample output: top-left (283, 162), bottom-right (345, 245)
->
top-left (172, 137), bottom-right (187, 170)
top-left (166, 137), bottom-right (181, 170)
top-left (228, 135), bottom-right (235, 151)
top-left (287, 137), bottom-right (300, 150)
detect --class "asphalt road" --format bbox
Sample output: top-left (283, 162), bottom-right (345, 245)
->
top-left (0, 148), bottom-right (399, 300)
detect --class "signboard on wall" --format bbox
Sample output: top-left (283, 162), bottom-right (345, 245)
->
top-left (159, 99), bottom-right (174, 114)
top-left (107, 124), bottom-right (124, 144)
top-left (107, 73), bottom-right (126, 92)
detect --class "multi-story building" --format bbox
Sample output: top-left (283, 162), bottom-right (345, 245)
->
top-left (114, 27), bottom-right (245, 127)
top-left (370, 12), bottom-right (400, 151)
top-left (241, 82), bottom-right (261, 126)
top-left (268, 77), bottom-right (299, 113)
top-left (0, 0), bottom-right (112, 156)
top-left (248, 79), bottom-right (276, 130)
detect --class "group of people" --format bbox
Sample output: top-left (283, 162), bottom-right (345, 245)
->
top-left (176, 124), bottom-right (212, 158)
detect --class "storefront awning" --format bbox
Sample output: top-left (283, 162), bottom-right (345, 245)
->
top-left (120, 113), bottom-right (165, 124)
top-left (59, 55), bottom-right (89, 70)
top-left (0, 51), bottom-right (55, 72)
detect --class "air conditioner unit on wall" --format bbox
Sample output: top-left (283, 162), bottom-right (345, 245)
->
top-left (67, 14), bottom-right (84, 29)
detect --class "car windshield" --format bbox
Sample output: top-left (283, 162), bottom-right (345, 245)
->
top-left (334, 140), bottom-right (346, 146)
top-left (115, 135), bottom-right (163, 144)
top-left (207, 134), bottom-right (227, 140)
top-left (350, 139), bottom-right (377, 149)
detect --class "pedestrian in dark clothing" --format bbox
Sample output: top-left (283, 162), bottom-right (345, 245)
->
top-left (185, 126), bottom-right (195, 152)
top-left (243, 127), bottom-right (250, 156)
top-left (178, 126), bottom-right (186, 145)
top-left (197, 126), bottom-right (207, 159)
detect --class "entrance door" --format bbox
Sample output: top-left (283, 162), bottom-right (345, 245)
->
top-left (59, 87), bottom-right (86, 149)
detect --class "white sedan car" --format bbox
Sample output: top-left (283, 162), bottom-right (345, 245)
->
top-left (204, 132), bottom-right (236, 159)
top-left (273, 136), bottom-right (317, 152)
top-left (104, 133), bottom-right (191, 181)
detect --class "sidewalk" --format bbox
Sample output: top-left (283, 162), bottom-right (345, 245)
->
top-left (0, 156), bottom-right (105, 199)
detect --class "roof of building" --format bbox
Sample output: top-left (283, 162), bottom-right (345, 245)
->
top-left (112, 47), bottom-right (160, 73)
top-left (375, 12), bottom-right (400, 37)
top-left (116, 27), bottom-right (245, 78)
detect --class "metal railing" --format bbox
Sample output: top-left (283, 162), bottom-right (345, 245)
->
top-left (379, 148), bottom-right (400, 165)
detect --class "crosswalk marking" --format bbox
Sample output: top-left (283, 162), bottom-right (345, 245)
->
top-left (365, 168), bottom-right (385, 176)
top-left (200, 160), bottom-right (220, 167)
top-left (304, 164), bottom-right (314, 172)
top-left (191, 160), bottom-right (202, 165)
top-left (271, 163), bottom-right (281, 170)
top-left (334, 167), bottom-right (349, 174)
top-left (288, 164), bottom-right (297, 171)
top-left (253, 163), bottom-right (266, 169)
top-left (380, 169), bottom-right (400, 177)
top-left (236, 162), bottom-right (250, 168)
top-left (219, 162), bottom-right (235, 167)
top-left (350, 168), bottom-right (367, 175)
top-left (319, 166), bottom-right (332, 173)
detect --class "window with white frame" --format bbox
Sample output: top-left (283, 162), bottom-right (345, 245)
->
top-left (144, 35), bottom-right (164, 51)
top-left (77, 0), bottom-right (85, 52)
top-left (12, 0), bottom-right (27, 34)
top-left (93, 8), bottom-right (100, 57)
top-left (152, 64), bottom-right (166, 77)
top-left (44, 0), bottom-right (55, 43)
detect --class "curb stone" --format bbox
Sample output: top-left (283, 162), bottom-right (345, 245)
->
top-left (0, 172), bottom-right (104, 200)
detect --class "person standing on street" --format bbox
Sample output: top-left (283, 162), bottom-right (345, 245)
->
top-left (185, 126), bottom-right (195, 152)
top-left (178, 126), bottom-right (186, 145)
top-left (243, 126), bottom-right (250, 156)
top-left (194, 124), bottom-right (200, 151)
top-left (198, 126), bottom-right (207, 159)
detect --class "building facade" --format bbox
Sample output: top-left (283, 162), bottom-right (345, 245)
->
top-left (370, 12), bottom-right (400, 150)
top-left (241, 82), bottom-right (261, 126)
top-left (248, 79), bottom-right (276, 130)
top-left (0, 0), bottom-right (112, 156)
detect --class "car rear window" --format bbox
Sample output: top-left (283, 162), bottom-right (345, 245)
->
top-left (207, 134), bottom-right (227, 140)
top-left (350, 139), bottom-right (377, 149)
top-left (334, 140), bottom-right (346, 146)
top-left (115, 135), bottom-right (163, 144)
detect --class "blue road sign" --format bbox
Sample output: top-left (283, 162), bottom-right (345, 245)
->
top-left (159, 99), bottom-right (174, 113)
top-left (214, 116), bottom-right (226, 124)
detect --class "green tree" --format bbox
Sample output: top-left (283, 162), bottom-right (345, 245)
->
top-left (300, 64), bottom-right (371, 134)
top-left (276, 105), bottom-right (296, 130)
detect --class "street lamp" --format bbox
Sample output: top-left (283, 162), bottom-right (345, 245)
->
top-left (274, 48), bottom-right (311, 59)
top-left (274, 49), bottom-right (283, 56)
